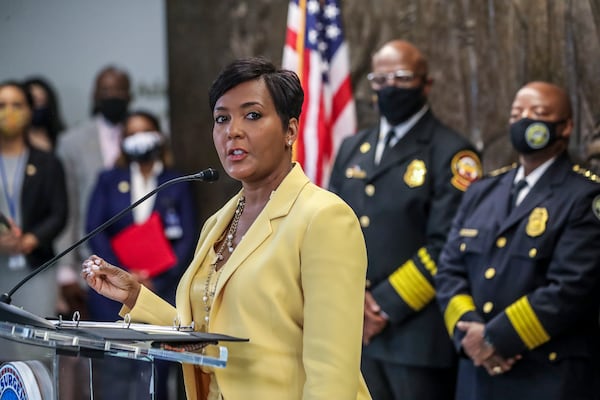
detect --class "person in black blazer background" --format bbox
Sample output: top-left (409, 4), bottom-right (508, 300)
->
top-left (329, 39), bottom-right (482, 400)
top-left (0, 81), bottom-right (67, 327)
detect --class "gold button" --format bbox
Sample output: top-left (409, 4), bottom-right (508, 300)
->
top-left (496, 237), bottom-right (507, 248)
top-left (365, 279), bottom-right (371, 289)
top-left (548, 352), bottom-right (557, 361)
top-left (365, 184), bottom-right (375, 196)
top-left (483, 302), bottom-right (494, 313)
top-left (26, 164), bottom-right (37, 176)
top-left (529, 248), bottom-right (537, 258)
top-left (360, 142), bottom-right (371, 153)
top-left (459, 243), bottom-right (466, 252)
top-left (345, 168), bottom-right (354, 178)
top-left (359, 216), bottom-right (370, 228)
top-left (118, 181), bottom-right (130, 193)
top-left (484, 268), bottom-right (496, 279)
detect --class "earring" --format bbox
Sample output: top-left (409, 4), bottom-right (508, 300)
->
top-left (287, 140), bottom-right (293, 146)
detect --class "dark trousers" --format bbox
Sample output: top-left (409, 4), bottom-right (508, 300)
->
top-left (361, 354), bottom-right (457, 400)
top-left (456, 357), bottom-right (600, 400)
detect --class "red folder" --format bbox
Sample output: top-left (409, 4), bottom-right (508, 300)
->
top-left (110, 212), bottom-right (177, 278)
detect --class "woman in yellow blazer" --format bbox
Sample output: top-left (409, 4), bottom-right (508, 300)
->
top-left (82, 57), bottom-right (371, 400)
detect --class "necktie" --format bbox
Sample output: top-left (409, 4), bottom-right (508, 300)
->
top-left (379, 129), bottom-right (395, 163)
top-left (510, 179), bottom-right (528, 209)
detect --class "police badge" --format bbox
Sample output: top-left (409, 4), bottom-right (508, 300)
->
top-left (526, 207), bottom-right (549, 237)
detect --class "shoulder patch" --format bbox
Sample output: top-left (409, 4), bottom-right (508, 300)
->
top-left (450, 150), bottom-right (482, 192)
top-left (487, 163), bottom-right (517, 178)
top-left (572, 165), bottom-right (600, 183)
top-left (593, 195), bottom-right (600, 220)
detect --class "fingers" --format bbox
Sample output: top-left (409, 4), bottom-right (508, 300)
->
top-left (456, 321), bottom-right (471, 331)
top-left (482, 353), bottom-right (520, 376)
top-left (364, 291), bottom-right (381, 314)
top-left (82, 256), bottom-right (102, 279)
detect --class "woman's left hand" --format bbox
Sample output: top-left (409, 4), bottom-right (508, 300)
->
top-left (82, 255), bottom-right (141, 309)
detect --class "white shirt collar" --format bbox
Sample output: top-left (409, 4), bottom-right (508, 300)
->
top-left (130, 161), bottom-right (164, 223)
top-left (374, 104), bottom-right (429, 165)
top-left (514, 156), bottom-right (557, 188)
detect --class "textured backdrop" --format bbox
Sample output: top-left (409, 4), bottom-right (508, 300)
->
top-left (167, 0), bottom-right (600, 223)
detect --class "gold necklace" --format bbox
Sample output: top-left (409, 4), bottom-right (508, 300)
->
top-left (202, 196), bottom-right (246, 326)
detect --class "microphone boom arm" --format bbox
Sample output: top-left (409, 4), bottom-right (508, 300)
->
top-left (0, 168), bottom-right (217, 305)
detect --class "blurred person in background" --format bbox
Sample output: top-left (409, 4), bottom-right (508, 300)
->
top-left (0, 80), bottom-right (67, 337)
top-left (23, 77), bottom-right (67, 152)
top-left (55, 65), bottom-right (131, 400)
top-left (86, 110), bottom-right (197, 399)
top-left (55, 65), bottom-right (132, 318)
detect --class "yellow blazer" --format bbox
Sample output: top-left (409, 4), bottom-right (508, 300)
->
top-left (123, 164), bottom-right (371, 400)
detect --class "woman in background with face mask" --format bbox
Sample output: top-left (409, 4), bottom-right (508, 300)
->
top-left (0, 81), bottom-right (67, 338)
top-left (85, 110), bottom-right (198, 399)
top-left (24, 77), bottom-right (67, 152)
top-left (86, 110), bottom-right (198, 318)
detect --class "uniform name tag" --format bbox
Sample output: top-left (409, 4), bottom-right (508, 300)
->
top-left (459, 228), bottom-right (478, 237)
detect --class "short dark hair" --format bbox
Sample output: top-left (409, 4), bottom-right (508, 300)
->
top-left (0, 80), bottom-right (34, 110)
top-left (208, 57), bottom-right (304, 129)
top-left (127, 109), bottom-right (162, 132)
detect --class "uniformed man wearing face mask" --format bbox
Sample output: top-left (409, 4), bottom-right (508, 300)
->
top-left (329, 39), bottom-right (482, 400)
top-left (435, 82), bottom-right (600, 400)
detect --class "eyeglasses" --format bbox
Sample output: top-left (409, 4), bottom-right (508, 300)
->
top-left (367, 70), bottom-right (417, 89)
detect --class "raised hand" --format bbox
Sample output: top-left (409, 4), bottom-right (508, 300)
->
top-left (81, 255), bottom-right (141, 309)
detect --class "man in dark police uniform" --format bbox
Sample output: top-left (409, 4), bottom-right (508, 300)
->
top-left (435, 81), bottom-right (600, 399)
top-left (329, 39), bottom-right (482, 400)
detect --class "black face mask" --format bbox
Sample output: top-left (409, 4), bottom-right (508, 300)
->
top-left (96, 97), bottom-right (128, 124)
top-left (376, 86), bottom-right (426, 125)
top-left (509, 118), bottom-right (565, 154)
top-left (31, 107), bottom-right (51, 129)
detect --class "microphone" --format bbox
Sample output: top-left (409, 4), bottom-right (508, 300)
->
top-left (0, 168), bottom-right (219, 329)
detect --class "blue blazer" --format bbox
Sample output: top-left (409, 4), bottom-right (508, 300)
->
top-left (86, 166), bottom-right (198, 321)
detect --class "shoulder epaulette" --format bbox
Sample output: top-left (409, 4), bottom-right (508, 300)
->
top-left (486, 163), bottom-right (517, 178)
top-left (572, 165), bottom-right (600, 183)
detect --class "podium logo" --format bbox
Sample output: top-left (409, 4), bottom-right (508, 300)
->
top-left (0, 362), bottom-right (46, 400)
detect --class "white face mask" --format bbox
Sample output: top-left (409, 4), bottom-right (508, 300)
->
top-left (121, 131), bottom-right (163, 161)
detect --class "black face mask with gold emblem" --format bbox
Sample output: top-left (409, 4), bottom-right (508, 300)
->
top-left (509, 118), bottom-right (566, 154)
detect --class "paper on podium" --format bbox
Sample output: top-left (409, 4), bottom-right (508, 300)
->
top-left (51, 320), bottom-right (248, 346)
top-left (110, 212), bottom-right (177, 278)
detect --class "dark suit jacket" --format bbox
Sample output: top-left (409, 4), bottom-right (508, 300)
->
top-left (86, 167), bottom-right (198, 321)
top-left (435, 153), bottom-right (600, 399)
top-left (329, 110), bottom-right (481, 367)
top-left (21, 147), bottom-right (68, 268)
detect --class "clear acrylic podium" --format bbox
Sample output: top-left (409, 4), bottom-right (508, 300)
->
top-left (0, 318), bottom-right (244, 399)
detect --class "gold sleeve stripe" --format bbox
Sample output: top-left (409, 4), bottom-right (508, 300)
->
top-left (444, 294), bottom-right (476, 335)
top-left (505, 296), bottom-right (550, 349)
top-left (417, 247), bottom-right (437, 276)
top-left (388, 260), bottom-right (435, 311)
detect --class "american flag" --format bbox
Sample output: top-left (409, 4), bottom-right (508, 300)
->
top-left (283, 0), bottom-right (357, 187)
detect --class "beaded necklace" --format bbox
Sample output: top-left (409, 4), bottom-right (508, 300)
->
top-left (202, 196), bottom-right (246, 326)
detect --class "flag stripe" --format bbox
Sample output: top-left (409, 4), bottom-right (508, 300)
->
top-left (282, 0), bottom-right (356, 186)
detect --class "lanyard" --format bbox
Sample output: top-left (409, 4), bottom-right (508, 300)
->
top-left (0, 152), bottom-right (26, 219)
